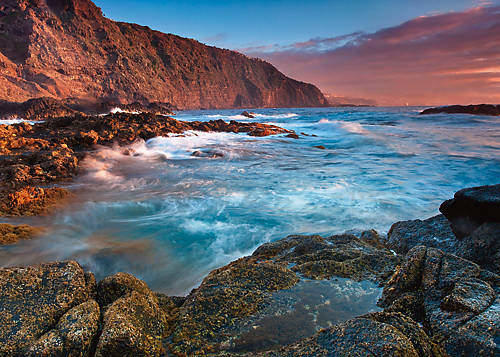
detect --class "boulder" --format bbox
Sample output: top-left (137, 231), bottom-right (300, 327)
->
top-left (95, 291), bottom-right (167, 357)
top-left (440, 184), bottom-right (500, 237)
top-left (384, 214), bottom-right (458, 255)
top-left (26, 300), bottom-right (100, 357)
top-left (0, 261), bottom-right (94, 355)
top-left (420, 104), bottom-right (500, 116)
top-left (241, 111), bottom-right (255, 118)
top-left (380, 246), bottom-right (499, 356)
top-left (95, 273), bottom-right (168, 356)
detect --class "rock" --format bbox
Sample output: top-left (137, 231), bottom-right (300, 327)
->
top-left (0, 261), bottom-right (94, 355)
top-left (169, 234), bottom-right (400, 355)
top-left (266, 312), bottom-right (445, 357)
top-left (241, 111), bottom-right (255, 118)
top-left (285, 133), bottom-right (300, 139)
top-left (380, 246), bottom-right (499, 356)
top-left (314, 145), bottom-right (325, 149)
top-left (420, 104), bottom-right (500, 116)
top-left (0, 113), bottom-right (290, 217)
top-left (96, 272), bottom-right (152, 308)
top-left (0, 1), bottom-right (328, 109)
top-left (384, 214), bottom-right (458, 255)
top-left (440, 184), bottom-right (500, 237)
top-left (0, 223), bottom-right (43, 245)
top-left (26, 300), bottom-right (100, 357)
top-left (95, 290), bottom-right (167, 357)
top-left (191, 149), bottom-right (224, 158)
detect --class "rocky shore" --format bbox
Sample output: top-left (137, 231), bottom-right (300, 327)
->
top-left (0, 111), bottom-right (292, 218)
top-left (1, 184), bottom-right (498, 356)
top-left (420, 104), bottom-right (500, 116)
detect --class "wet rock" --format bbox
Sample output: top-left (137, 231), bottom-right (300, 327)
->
top-left (266, 312), bottom-right (445, 357)
top-left (440, 184), bottom-right (500, 237)
top-left (285, 133), bottom-right (300, 139)
top-left (96, 272), bottom-right (151, 308)
top-left (241, 111), bottom-right (255, 118)
top-left (0, 261), bottom-right (94, 355)
top-left (380, 246), bottom-right (499, 356)
top-left (26, 300), bottom-right (100, 357)
top-left (0, 223), bottom-right (43, 245)
top-left (0, 186), bottom-right (72, 216)
top-left (191, 149), bottom-right (224, 158)
top-left (384, 214), bottom-right (457, 255)
top-left (420, 104), bottom-right (500, 116)
top-left (253, 233), bottom-right (400, 283)
top-left (169, 234), bottom-right (400, 355)
top-left (314, 145), bottom-right (325, 149)
top-left (95, 290), bottom-right (168, 357)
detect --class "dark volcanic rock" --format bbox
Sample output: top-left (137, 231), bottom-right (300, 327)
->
top-left (384, 214), bottom-right (458, 255)
top-left (168, 233), bottom-right (400, 355)
top-left (266, 312), bottom-right (445, 357)
top-left (420, 104), bottom-right (500, 116)
top-left (0, 0), bottom-right (328, 109)
top-left (241, 111), bottom-right (255, 118)
top-left (0, 261), bottom-right (95, 355)
top-left (0, 97), bottom-right (81, 121)
top-left (380, 246), bottom-right (499, 356)
top-left (440, 184), bottom-right (500, 237)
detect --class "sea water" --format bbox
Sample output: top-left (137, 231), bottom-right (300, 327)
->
top-left (1, 107), bottom-right (499, 295)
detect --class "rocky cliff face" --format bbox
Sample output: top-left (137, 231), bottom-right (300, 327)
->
top-left (0, 0), bottom-right (328, 109)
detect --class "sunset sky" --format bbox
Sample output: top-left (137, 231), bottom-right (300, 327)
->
top-left (95, 0), bottom-right (499, 106)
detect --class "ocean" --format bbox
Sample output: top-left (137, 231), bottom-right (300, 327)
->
top-left (1, 107), bottom-right (499, 295)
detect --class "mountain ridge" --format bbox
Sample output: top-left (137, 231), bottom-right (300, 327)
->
top-left (0, 0), bottom-right (328, 109)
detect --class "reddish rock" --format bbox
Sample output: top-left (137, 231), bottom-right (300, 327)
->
top-left (0, 0), bottom-right (328, 109)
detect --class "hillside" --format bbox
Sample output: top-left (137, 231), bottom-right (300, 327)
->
top-left (0, 0), bottom-right (328, 109)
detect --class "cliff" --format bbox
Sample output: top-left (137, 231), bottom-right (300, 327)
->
top-left (0, 0), bottom-right (328, 109)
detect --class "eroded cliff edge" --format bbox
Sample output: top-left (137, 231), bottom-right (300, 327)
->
top-left (0, 0), bottom-right (328, 109)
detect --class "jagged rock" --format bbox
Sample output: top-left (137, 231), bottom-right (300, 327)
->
top-left (169, 234), bottom-right (400, 355)
top-left (0, 113), bottom-right (290, 217)
top-left (380, 246), bottom-right (499, 356)
top-left (0, 261), bottom-right (94, 356)
top-left (384, 214), bottom-right (458, 255)
top-left (264, 312), bottom-right (445, 357)
top-left (420, 104), bottom-right (500, 116)
top-left (0, 97), bottom-right (81, 121)
top-left (95, 290), bottom-right (167, 357)
top-left (0, 223), bottom-right (43, 245)
top-left (26, 300), bottom-right (100, 357)
top-left (253, 233), bottom-right (400, 283)
top-left (241, 111), bottom-right (255, 118)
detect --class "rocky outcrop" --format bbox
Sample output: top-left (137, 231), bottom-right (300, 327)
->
top-left (384, 185), bottom-right (500, 274)
top-left (0, 112), bottom-right (293, 216)
top-left (380, 246), bottom-right (499, 356)
top-left (169, 233), bottom-right (400, 355)
top-left (0, 261), bottom-right (96, 356)
top-left (0, 0), bottom-right (328, 109)
top-left (0, 223), bottom-right (43, 245)
top-left (420, 104), bottom-right (500, 116)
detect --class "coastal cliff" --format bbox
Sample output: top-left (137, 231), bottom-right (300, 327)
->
top-left (0, 0), bottom-right (328, 109)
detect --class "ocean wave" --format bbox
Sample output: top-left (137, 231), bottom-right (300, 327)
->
top-left (0, 118), bottom-right (41, 125)
top-left (318, 118), bottom-right (369, 135)
top-left (206, 113), bottom-right (298, 120)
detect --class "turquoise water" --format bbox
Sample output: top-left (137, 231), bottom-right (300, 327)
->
top-left (1, 107), bottom-right (499, 294)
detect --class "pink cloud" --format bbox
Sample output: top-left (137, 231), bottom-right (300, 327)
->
top-left (242, 6), bottom-right (500, 106)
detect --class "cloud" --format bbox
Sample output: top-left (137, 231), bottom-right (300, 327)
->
top-left (241, 6), bottom-right (500, 106)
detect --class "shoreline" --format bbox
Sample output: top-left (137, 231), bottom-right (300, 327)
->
top-left (0, 183), bottom-right (498, 355)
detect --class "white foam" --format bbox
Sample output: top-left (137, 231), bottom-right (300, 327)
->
top-left (0, 118), bottom-right (40, 125)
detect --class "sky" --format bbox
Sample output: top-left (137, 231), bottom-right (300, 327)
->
top-left (94, 0), bottom-right (500, 106)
